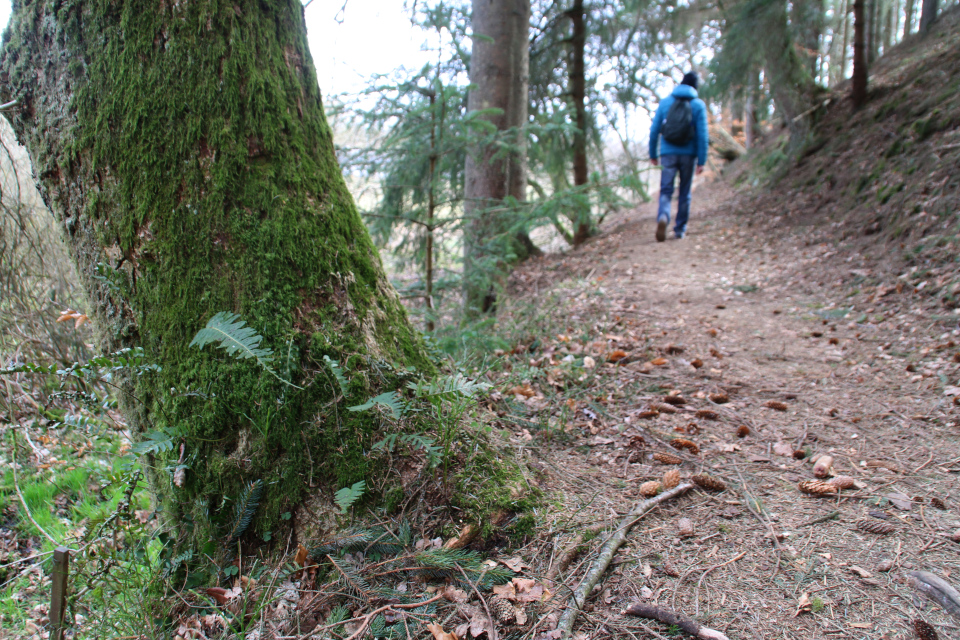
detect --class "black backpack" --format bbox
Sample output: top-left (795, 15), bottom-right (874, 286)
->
top-left (662, 97), bottom-right (694, 145)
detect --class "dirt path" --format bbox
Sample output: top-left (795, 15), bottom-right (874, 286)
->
top-left (501, 179), bottom-right (960, 640)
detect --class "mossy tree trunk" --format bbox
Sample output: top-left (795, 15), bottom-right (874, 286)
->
top-left (0, 0), bottom-right (436, 546)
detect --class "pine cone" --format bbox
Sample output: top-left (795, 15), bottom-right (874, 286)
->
top-left (765, 400), bottom-right (788, 411)
top-left (651, 403), bottom-right (678, 414)
top-left (856, 519), bottom-right (896, 535)
top-left (691, 473), bottom-right (726, 491)
top-left (708, 392), bottom-right (729, 404)
top-left (931, 497), bottom-right (947, 510)
top-left (798, 480), bottom-right (838, 496)
top-left (663, 469), bottom-right (681, 490)
top-left (690, 358), bottom-right (704, 369)
top-left (639, 481), bottom-right (663, 497)
top-left (653, 452), bottom-right (683, 465)
top-left (827, 475), bottom-right (856, 490)
top-left (914, 619), bottom-right (939, 640)
top-left (670, 438), bottom-right (700, 455)
top-left (736, 425), bottom-right (750, 438)
top-left (491, 598), bottom-right (516, 623)
top-left (636, 410), bottom-right (659, 420)
top-left (695, 409), bottom-right (719, 420)
top-left (627, 435), bottom-right (647, 450)
top-left (662, 395), bottom-right (687, 406)
top-left (664, 344), bottom-right (685, 355)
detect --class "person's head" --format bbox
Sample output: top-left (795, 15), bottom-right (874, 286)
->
top-left (681, 72), bottom-right (699, 89)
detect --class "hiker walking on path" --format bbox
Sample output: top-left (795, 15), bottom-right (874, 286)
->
top-left (649, 72), bottom-right (709, 242)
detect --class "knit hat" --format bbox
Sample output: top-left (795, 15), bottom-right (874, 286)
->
top-left (681, 72), bottom-right (699, 89)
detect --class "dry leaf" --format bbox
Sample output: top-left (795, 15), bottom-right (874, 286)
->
top-left (500, 556), bottom-right (530, 572)
top-left (583, 356), bottom-right (596, 369)
top-left (773, 442), bottom-right (795, 457)
top-left (427, 623), bottom-right (459, 640)
top-left (795, 592), bottom-right (812, 616)
top-left (651, 357), bottom-right (668, 366)
top-left (443, 586), bottom-right (469, 603)
top-left (507, 384), bottom-right (536, 398)
top-left (294, 544), bottom-right (309, 567)
top-left (607, 349), bottom-right (628, 363)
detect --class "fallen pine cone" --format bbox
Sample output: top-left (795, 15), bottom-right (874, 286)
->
top-left (865, 459), bottom-right (900, 473)
top-left (695, 409), bottom-right (719, 420)
top-left (709, 347), bottom-right (723, 359)
top-left (736, 425), bottom-right (750, 438)
top-left (491, 598), bottom-right (517, 622)
top-left (627, 435), bottom-right (647, 450)
top-left (827, 475), bottom-right (856, 490)
top-left (813, 455), bottom-right (834, 478)
top-left (931, 497), bottom-right (947, 510)
top-left (636, 410), bottom-right (659, 420)
top-left (691, 474), bottom-right (726, 491)
top-left (664, 344), bottom-right (685, 355)
top-left (683, 422), bottom-right (700, 435)
top-left (651, 403), bottom-right (678, 414)
top-left (690, 358), bottom-right (704, 369)
top-left (662, 469), bottom-right (681, 489)
top-left (670, 438), bottom-right (700, 455)
top-left (662, 395), bottom-right (687, 406)
top-left (708, 392), bottom-right (730, 404)
top-left (793, 449), bottom-right (807, 460)
top-left (765, 400), bottom-right (788, 411)
top-left (914, 619), bottom-right (939, 640)
top-left (856, 519), bottom-right (896, 535)
top-left (677, 517), bottom-right (695, 538)
top-left (639, 480), bottom-right (663, 497)
top-left (653, 452), bottom-right (683, 465)
top-left (798, 480), bottom-right (838, 496)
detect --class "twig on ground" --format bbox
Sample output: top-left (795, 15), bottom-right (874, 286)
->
top-left (906, 570), bottom-right (960, 621)
top-left (306, 593), bottom-right (442, 640)
top-left (457, 564), bottom-right (497, 640)
top-left (554, 482), bottom-right (693, 639)
top-left (798, 510), bottom-right (839, 527)
top-left (11, 432), bottom-right (60, 546)
top-left (624, 602), bottom-right (731, 640)
top-left (694, 551), bottom-right (748, 615)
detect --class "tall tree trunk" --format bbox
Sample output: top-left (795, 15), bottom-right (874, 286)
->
top-left (882, 0), bottom-right (894, 51)
top-left (754, 0), bottom-right (818, 141)
top-left (839, 0), bottom-right (852, 81)
top-left (867, 0), bottom-right (877, 63)
top-left (795, 0), bottom-right (826, 76)
top-left (852, 0), bottom-right (869, 107)
top-left (463, 0), bottom-right (534, 315)
top-left (904, 0), bottom-right (916, 36)
top-left (744, 92), bottom-right (754, 149)
top-left (0, 0), bottom-right (447, 545)
top-left (919, 0), bottom-right (938, 31)
top-left (568, 0), bottom-right (592, 247)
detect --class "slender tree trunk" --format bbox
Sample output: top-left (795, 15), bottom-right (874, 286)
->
top-left (426, 93), bottom-right (437, 333)
top-left (796, 0), bottom-right (826, 76)
top-left (840, 0), bottom-right (852, 81)
top-left (867, 0), bottom-right (878, 63)
top-left (852, 0), bottom-right (869, 107)
top-left (568, 0), bottom-right (592, 247)
top-left (919, 0), bottom-right (938, 31)
top-left (0, 0), bottom-right (441, 544)
top-left (892, 0), bottom-right (902, 43)
top-left (463, 0), bottom-right (533, 315)
top-left (904, 0), bottom-right (916, 36)
top-left (744, 92), bottom-right (754, 150)
top-left (883, 0), bottom-right (894, 51)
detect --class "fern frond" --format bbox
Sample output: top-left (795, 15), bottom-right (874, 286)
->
top-left (323, 355), bottom-right (350, 396)
top-left (348, 391), bottom-right (405, 418)
top-left (310, 527), bottom-right (405, 558)
top-left (407, 373), bottom-right (491, 402)
top-left (191, 312), bottom-right (301, 388)
top-left (334, 480), bottom-right (366, 513)
top-left (225, 479), bottom-right (264, 541)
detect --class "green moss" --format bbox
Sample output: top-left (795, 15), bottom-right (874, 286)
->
top-left (2, 0), bottom-right (441, 550)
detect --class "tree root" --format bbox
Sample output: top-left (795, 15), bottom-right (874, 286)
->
top-left (554, 482), bottom-right (693, 639)
top-left (907, 570), bottom-right (960, 621)
top-left (624, 603), bottom-right (731, 640)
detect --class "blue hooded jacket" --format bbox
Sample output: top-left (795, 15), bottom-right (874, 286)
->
top-left (649, 84), bottom-right (709, 166)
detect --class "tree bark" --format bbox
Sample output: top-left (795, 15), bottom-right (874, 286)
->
top-left (794, 0), bottom-right (826, 77)
top-left (904, 0), bottom-right (916, 36)
top-left (919, 0), bottom-right (938, 32)
top-left (0, 0), bottom-right (438, 545)
top-left (463, 0), bottom-right (534, 316)
top-left (852, 0), bottom-right (869, 107)
top-left (567, 0), bottom-right (592, 247)
top-left (839, 0), bottom-right (851, 82)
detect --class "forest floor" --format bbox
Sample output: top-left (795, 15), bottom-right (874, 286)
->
top-left (486, 176), bottom-right (960, 640)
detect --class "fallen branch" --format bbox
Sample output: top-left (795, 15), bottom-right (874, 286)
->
top-left (555, 482), bottom-right (693, 639)
top-left (624, 603), bottom-right (731, 640)
top-left (545, 523), bottom-right (606, 584)
top-left (907, 570), bottom-right (960, 621)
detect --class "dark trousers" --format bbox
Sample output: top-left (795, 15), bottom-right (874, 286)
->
top-left (657, 154), bottom-right (696, 235)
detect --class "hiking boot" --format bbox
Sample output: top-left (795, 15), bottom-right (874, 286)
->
top-left (656, 220), bottom-right (667, 242)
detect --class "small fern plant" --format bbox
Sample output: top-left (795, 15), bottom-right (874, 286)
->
top-left (335, 480), bottom-right (366, 514)
top-left (190, 312), bottom-right (300, 388)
